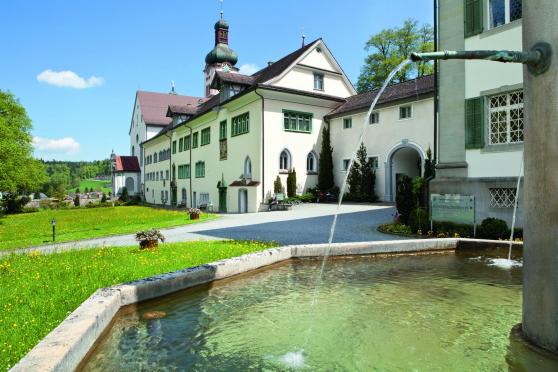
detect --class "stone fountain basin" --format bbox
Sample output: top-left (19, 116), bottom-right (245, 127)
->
top-left (11, 238), bottom-right (522, 371)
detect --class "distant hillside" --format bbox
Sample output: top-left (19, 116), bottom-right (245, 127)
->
top-left (38, 159), bottom-right (112, 197)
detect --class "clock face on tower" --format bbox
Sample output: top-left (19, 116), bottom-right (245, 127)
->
top-left (222, 64), bottom-right (231, 72)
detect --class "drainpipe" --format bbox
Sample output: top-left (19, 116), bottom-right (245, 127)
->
top-left (164, 131), bottom-right (172, 208)
top-left (425, 0), bottom-right (439, 215)
top-left (184, 123), bottom-right (193, 208)
top-left (254, 89), bottom-right (265, 200)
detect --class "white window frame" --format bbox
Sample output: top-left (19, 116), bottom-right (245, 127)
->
top-left (306, 152), bottom-right (317, 173)
top-left (488, 90), bottom-right (524, 145)
top-left (369, 112), bottom-right (379, 124)
top-left (343, 117), bottom-right (352, 129)
top-left (399, 105), bottom-right (413, 120)
top-left (313, 73), bottom-right (324, 91)
top-left (487, 0), bottom-right (522, 30)
top-left (279, 150), bottom-right (291, 171)
top-left (368, 156), bottom-right (379, 170)
top-left (343, 159), bottom-right (351, 171)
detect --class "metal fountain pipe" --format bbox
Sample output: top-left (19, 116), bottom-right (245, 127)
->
top-left (410, 42), bottom-right (552, 75)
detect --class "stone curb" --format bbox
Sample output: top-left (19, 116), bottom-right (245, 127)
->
top-left (10, 238), bottom-right (519, 371)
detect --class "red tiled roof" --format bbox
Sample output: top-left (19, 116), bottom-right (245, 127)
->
top-left (115, 156), bottom-right (140, 172)
top-left (325, 75), bottom-right (435, 118)
top-left (137, 91), bottom-right (206, 126)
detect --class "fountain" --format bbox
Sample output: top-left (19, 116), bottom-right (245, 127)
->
top-left (12, 3), bottom-right (558, 370)
top-left (411, 0), bottom-right (558, 355)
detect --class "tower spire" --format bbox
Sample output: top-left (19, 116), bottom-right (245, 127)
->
top-left (301, 27), bottom-right (306, 48)
top-left (220, 0), bottom-right (224, 19)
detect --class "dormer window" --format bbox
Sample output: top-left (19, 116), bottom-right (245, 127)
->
top-left (220, 83), bottom-right (243, 101)
top-left (314, 73), bottom-right (324, 91)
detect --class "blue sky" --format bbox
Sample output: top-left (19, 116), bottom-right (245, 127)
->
top-left (1, 0), bottom-right (433, 161)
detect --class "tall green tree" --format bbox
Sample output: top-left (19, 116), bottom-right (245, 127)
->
top-left (287, 169), bottom-right (297, 198)
top-left (0, 91), bottom-right (46, 194)
top-left (346, 143), bottom-right (377, 202)
top-left (318, 125), bottom-right (334, 191)
top-left (356, 19), bottom-right (434, 93)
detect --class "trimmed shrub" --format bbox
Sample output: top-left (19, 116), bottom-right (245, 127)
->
top-left (119, 187), bottom-right (129, 202)
top-left (433, 221), bottom-right (474, 238)
top-left (478, 218), bottom-right (509, 240)
top-left (2, 195), bottom-right (30, 214)
top-left (286, 169), bottom-right (297, 197)
top-left (274, 176), bottom-right (283, 194)
top-left (408, 208), bottom-right (429, 234)
top-left (73, 195), bottom-right (80, 207)
top-left (395, 175), bottom-right (415, 224)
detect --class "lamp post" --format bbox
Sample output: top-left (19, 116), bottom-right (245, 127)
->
top-left (51, 218), bottom-right (56, 242)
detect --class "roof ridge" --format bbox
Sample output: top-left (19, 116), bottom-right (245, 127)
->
top-left (353, 74), bottom-right (435, 98)
top-left (250, 38), bottom-right (321, 78)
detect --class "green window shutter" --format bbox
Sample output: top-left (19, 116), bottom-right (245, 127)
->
top-left (172, 141), bottom-right (177, 154)
top-left (465, 97), bottom-right (485, 149)
top-left (464, 0), bottom-right (483, 37)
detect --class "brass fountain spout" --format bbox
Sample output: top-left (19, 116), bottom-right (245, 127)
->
top-left (410, 42), bottom-right (552, 76)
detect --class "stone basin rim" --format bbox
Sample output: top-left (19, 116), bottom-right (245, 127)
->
top-left (10, 238), bottom-right (523, 372)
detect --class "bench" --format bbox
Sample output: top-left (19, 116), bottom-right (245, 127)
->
top-left (269, 203), bottom-right (291, 211)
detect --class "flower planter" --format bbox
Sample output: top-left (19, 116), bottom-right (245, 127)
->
top-left (190, 213), bottom-right (200, 220)
top-left (139, 239), bottom-right (159, 250)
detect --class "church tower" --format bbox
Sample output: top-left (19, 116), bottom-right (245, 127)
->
top-left (204, 12), bottom-right (238, 97)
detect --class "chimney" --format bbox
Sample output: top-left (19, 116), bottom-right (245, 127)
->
top-left (267, 61), bottom-right (274, 66)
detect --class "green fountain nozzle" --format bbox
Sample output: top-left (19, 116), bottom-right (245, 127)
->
top-left (410, 42), bottom-right (552, 75)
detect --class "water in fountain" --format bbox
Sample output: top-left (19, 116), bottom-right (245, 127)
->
top-left (272, 61), bottom-right (415, 365)
top-left (489, 153), bottom-right (524, 270)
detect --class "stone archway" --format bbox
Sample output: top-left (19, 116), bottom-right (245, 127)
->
top-left (384, 141), bottom-right (425, 202)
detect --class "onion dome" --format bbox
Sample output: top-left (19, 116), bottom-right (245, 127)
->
top-left (205, 43), bottom-right (238, 65)
top-left (214, 18), bottom-right (229, 30)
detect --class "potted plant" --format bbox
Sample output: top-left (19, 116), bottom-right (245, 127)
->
top-left (189, 207), bottom-right (201, 220)
top-left (135, 229), bottom-right (165, 249)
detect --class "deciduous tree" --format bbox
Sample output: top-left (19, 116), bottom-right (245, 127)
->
top-left (356, 19), bottom-right (434, 93)
top-left (0, 90), bottom-right (46, 195)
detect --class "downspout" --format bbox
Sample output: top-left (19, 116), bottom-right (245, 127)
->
top-left (185, 123), bottom-right (193, 208)
top-left (254, 89), bottom-right (265, 200)
top-left (425, 0), bottom-right (439, 215)
top-left (164, 130), bottom-right (172, 207)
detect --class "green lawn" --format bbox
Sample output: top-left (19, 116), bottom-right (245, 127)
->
top-left (0, 206), bottom-right (217, 251)
top-left (68, 179), bottom-right (111, 194)
top-left (0, 240), bottom-right (276, 370)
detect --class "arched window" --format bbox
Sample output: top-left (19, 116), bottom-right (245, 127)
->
top-left (131, 146), bottom-right (135, 157)
top-left (279, 150), bottom-right (291, 171)
top-left (244, 156), bottom-right (252, 178)
top-left (307, 152), bottom-right (317, 173)
top-left (154, 152), bottom-right (158, 162)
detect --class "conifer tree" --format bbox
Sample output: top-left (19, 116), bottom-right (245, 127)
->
top-left (274, 176), bottom-right (283, 194)
top-left (287, 169), bottom-right (297, 197)
top-left (318, 126), bottom-right (334, 191)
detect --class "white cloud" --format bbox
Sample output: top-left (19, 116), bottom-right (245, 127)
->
top-left (37, 69), bottom-right (104, 89)
top-left (33, 136), bottom-right (81, 154)
top-left (238, 63), bottom-right (259, 75)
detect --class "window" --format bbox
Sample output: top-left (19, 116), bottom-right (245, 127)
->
top-left (368, 156), bottom-right (379, 170)
top-left (160, 171), bottom-right (163, 180)
top-left (343, 117), bottom-right (352, 129)
top-left (244, 156), bottom-right (252, 178)
top-left (200, 193), bottom-right (210, 204)
top-left (192, 132), bottom-right (198, 148)
top-left (181, 188), bottom-right (187, 203)
top-left (179, 138), bottom-right (183, 152)
top-left (489, 90), bottom-right (524, 144)
top-left (232, 112), bottom-right (249, 136)
top-left (195, 161), bottom-right (205, 178)
top-left (161, 190), bottom-right (164, 202)
top-left (489, 0), bottom-right (521, 29)
top-left (313, 73), bottom-right (324, 90)
top-left (399, 105), bottom-right (412, 120)
top-left (219, 120), bottom-right (227, 140)
top-left (307, 152), bottom-right (317, 173)
top-left (184, 135), bottom-right (191, 150)
top-left (154, 152), bottom-right (158, 162)
top-left (490, 188), bottom-right (517, 208)
top-left (156, 172), bottom-right (159, 181)
top-left (165, 170), bottom-right (169, 180)
top-left (343, 159), bottom-right (351, 171)
top-left (279, 150), bottom-right (291, 171)
top-left (369, 112), bottom-right (379, 124)
top-left (283, 111), bottom-right (312, 133)
top-left (178, 164), bottom-right (190, 179)
top-left (201, 127), bottom-right (211, 146)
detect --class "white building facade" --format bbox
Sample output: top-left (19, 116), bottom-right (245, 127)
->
top-left (431, 0), bottom-right (524, 226)
top-left (327, 76), bottom-right (434, 201)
